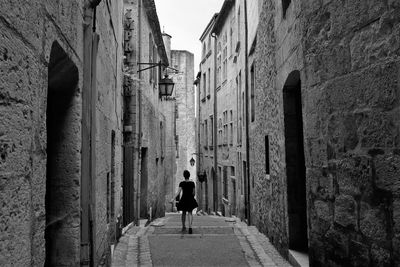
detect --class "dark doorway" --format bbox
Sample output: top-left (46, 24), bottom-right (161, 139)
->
top-left (232, 179), bottom-right (237, 215)
top-left (283, 70), bottom-right (308, 251)
top-left (205, 171), bottom-right (209, 212)
top-left (140, 148), bottom-right (148, 218)
top-left (243, 161), bottom-right (249, 221)
top-left (46, 41), bottom-right (79, 266)
top-left (123, 146), bottom-right (135, 227)
top-left (212, 168), bottom-right (218, 212)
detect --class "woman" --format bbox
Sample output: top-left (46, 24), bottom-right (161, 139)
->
top-left (173, 170), bottom-right (198, 234)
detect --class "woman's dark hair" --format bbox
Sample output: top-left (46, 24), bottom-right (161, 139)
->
top-left (183, 170), bottom-right (190, 179)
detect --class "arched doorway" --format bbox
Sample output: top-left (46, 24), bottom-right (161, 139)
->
top-left (45, 42), bottom-right (79, 266)
top-left (283, 70), bottom-right (308, 251)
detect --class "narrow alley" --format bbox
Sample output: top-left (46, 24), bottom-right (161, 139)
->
top-left (1, 0), bottom-right (400, 266)
top-left (112, 213), bottom-right (292, 267)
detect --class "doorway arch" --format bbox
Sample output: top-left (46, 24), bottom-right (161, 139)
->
top-left (283, 70), bottom-right (308, 251)
top-left (45, 41), bottom-right (79, 266)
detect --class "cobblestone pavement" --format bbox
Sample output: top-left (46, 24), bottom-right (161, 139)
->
top-left (112, 213), bottom-right (292, 267)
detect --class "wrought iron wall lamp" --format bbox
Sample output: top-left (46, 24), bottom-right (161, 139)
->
top-left (137, 61), bottom-right (178, 97)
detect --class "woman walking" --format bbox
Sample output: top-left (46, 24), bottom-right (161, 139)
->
top-left (173, 170), bottom-right (198, 234)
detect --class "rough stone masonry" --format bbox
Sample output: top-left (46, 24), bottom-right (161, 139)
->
top-left (252, 0), bottom-right (400, 266)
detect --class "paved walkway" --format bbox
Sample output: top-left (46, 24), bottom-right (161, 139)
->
top-left (112, 213), bottom-right (291, 267)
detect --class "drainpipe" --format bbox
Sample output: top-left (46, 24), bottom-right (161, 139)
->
top-left (211, 32), bottom-right (218, 213)
top-left (136, 0), bottom-right (142, 226)
top-left (244, 0), bottom-right (251, 225)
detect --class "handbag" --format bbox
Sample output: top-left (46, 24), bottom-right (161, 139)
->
top-left (175, 195), bottom-right (181, 210)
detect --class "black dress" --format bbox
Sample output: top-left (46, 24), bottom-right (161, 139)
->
top-left (177, 180), bottom-right (198, 212)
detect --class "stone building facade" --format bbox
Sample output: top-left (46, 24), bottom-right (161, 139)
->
top-left (170, 50), bottom-right (196, 196)
top-left (0, 0), bottom-right (124, 266)
top-left (197, 0), bottom-right (261, 221)
top-left (251, 0), bottom-right (400, 266)
top-left (198, 14), bottom-right (218, 213)
top-left (123, 0), bottom-right (172, 223)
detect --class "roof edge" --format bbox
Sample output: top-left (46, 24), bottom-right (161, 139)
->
top-left (211, 0), bottom-right (235, 36)
top-left (199, 13), bottom-right (219, 41)
top-left (143, 0), bottom-right (169, 66)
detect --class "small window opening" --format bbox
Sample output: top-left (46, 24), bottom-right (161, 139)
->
top-left (282, 0), bottom-right (291, 18)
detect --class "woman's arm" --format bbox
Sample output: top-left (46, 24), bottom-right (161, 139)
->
top-left (172, 187), bottom-right (182, 201)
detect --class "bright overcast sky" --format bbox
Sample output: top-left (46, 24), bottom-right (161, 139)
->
top-left (154, 0), bottom-right (225, 74)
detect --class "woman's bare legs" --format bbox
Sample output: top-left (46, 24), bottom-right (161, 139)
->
top-left (188, 211), bottom-right (193, 234)
top-left (188, 212), bottom-right (193, 228)
top-left (181, 211), bottom-right (187, 231)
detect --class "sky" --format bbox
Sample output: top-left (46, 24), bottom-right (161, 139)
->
top-left (154, 0), bottom-right (225, 74)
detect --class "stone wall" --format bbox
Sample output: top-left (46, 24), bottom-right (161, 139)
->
top-left (0, 0), bottom-right (124, 265)
top-left (93, 1), bottom-right (124, 264)
top-left (302, 0), bottom-right (400, 265)
top-left (134, 0), bottom-right (168, 220)
top-left (199, 21), bottom-right (216, 212)
top-left (252, 0), bottom-right (400, 265)
top-left (0, 1), bottom-right (83, 265)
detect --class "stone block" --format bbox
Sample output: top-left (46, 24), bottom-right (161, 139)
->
top-left (350, 14), bottom-right (400, 70)
top-left (394, 198), bottom-right (400, 234)
top-left (324, 62), bottom-right (399, 112)
top-left (374, 154), bottom-right (400, 194)
top-left (359, 202), bottom-right (387, 242)
top-left (0, 23), bottom-right (42, 106)
top-left (0, 104), bottom-right (32, 174)
top-left (326, 113), bottom-right (360, 157)
top-left (0, 0), bottom-right (44, 51)
top-left (359, 111), bottom-right (399, 149)
top-left (371, 243), bottom-right (391, 267)
top-left (336, 156), bottom-right (372, 197)
top-left (334, 195), bottom-right (357, 228)
top-left (324, 228), bottom-right (349, 263)
top-left (0, 174), bottom-right (32, 266)
top-left (314, 200), bottom-right (332, 222)
top-left (394, 237), bottom-right (400, 266)
top-left (349, 240), bottom-right (370, 266)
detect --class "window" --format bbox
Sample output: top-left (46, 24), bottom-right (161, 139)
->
top-left (242, 92), bottom-right (245, 139)
top-left (210, 115), bottom-right (214, 147)
top-left (205, 119), bottom-right (208, 148)
top-left (222, 32), bottom-right (227, 82)
top-left (202, 42), bottom-right (206, 58)
top-left (149, 33), bottom-right (153, 82)
top-left (231, 166), bottom-right (235, 177)
top-left (250, 63), bottom-right (255, 122)
top-left (282, 0), bottom-right (291, 18)
top-left (230, 110), bottom-right (233, 145)
top-left (237, 7), bottom-right (241, 42)
top-left (208, 35), bottom-right (211, 52)
top-left (265, 136), bottom-right (270, 175)
top-left (153, 44), bottom-right (157, 85)
top-left (176, 136), bottom-right (179, 158)
top-left (217, 42), bottom-right (222, 87)
top-left (218, 118), bottom-right (223, 146)
top-left (208, 68), bottom-right (211, 96)
top-left (230, 16), bottom-right (235, 56)
top-left (201, 123), bottom-right (204, 146)
top-left (223, 111), bottom-right (228, 145)
top-left (203, 73), bottom-right (206, 99)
